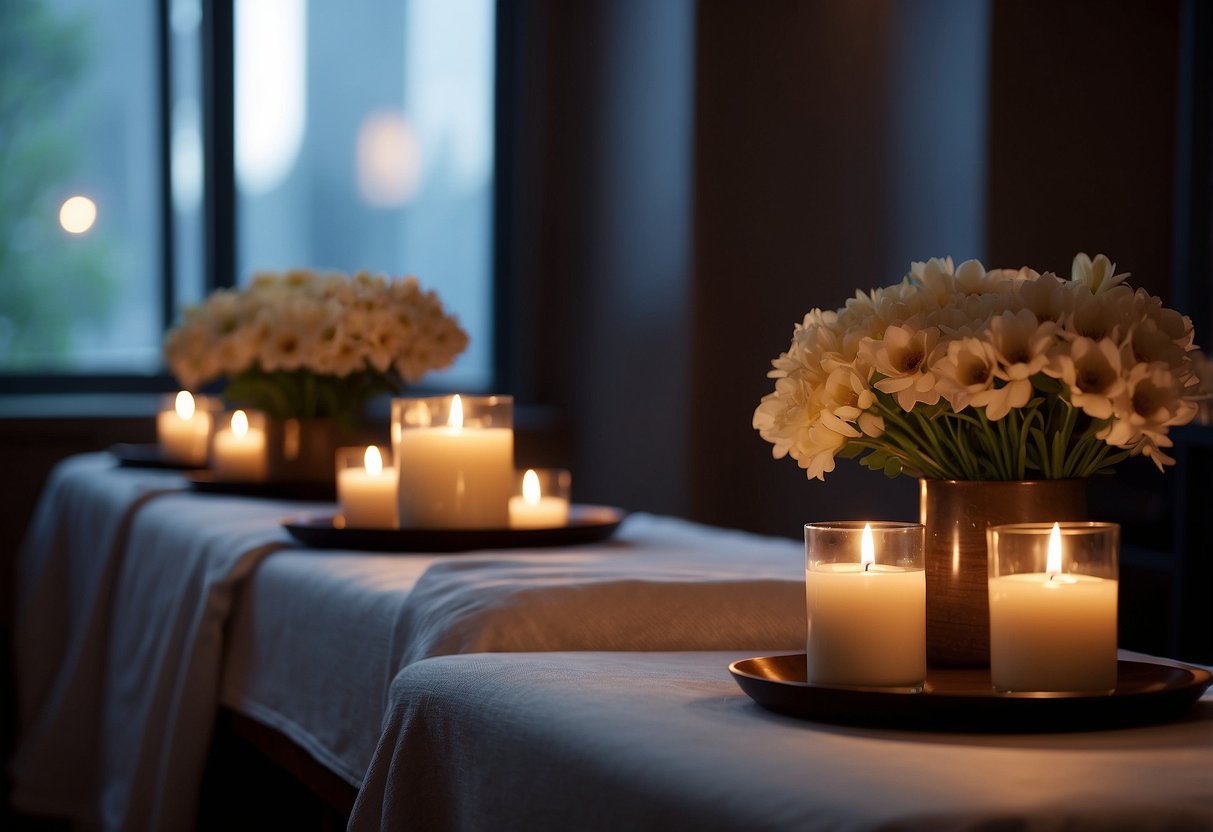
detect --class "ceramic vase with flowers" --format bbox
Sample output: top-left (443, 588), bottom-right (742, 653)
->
top-left (164, 269), bottom-right (469, 485)
top-left (755, 253), bottom-right (1205, 666)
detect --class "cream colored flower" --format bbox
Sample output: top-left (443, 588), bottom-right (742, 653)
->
top-left (1072, 252), bottom-right (1130, 294)
top-left (1051, 337), bottom-right (1124, 420)
top-left (1015, 271), bottom-right (1070, 323)
top-left (1067, 284), bottom-right (1134, 342)
top-left (865, 324), bottom-right (941, 411)
top-left (1102, 361), bottom-right (1197, 470)
top-left (934, 337), bottom-right (999, 412)
top-left (985, 309), bottom-right (1055, 420)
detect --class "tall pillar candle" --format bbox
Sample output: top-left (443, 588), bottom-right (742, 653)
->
top-left (987, 522), bottom-right (1119, 692)
top-left (393, 395), bottom-right (514, 528)
top-left (805, 521), bottom-right (926, 688)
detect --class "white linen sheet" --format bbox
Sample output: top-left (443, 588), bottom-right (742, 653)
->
top-left (219, 513), bottom-right (807, 788)
top-left (95, 491), bottom-right (314, 832)
top-left (350, 650), bottom-right (1213, 832)
top-left (10, 454), bottom-right (187, 820)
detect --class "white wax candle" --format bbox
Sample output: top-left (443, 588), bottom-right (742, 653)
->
top-left (157, 391), bottom-right (211, 466)
top-left (211, 410), bottom-right (268, 482)
top-left (396, 398), bottom-right (513, 529)
top-left (509, 469), bottom-right (570, 529)
top-left (338, 446), bottom-right (398, 528)
top-left (989, 573), bottom-right (1118, 692)
top-left (806, 562), bottom-right (926, 687)
top-left (509, 496), bottom-right (569, 529)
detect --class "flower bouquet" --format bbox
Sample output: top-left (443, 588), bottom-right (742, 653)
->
top-left (753, 254), bottom-right (1202, 482)
top-left (164, 269), bottom-right (468, 427)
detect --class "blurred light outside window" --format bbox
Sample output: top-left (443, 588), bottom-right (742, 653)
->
top-left (236, 0), bottom-right (496, 390)
top-left (0, 0), bottom-right (496, 391)
top-left (0, 0), bottom-right (162, 373)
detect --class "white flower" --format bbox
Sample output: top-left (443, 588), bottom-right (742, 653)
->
top-left (985, 309), bottom-right (1054, 420)
top-left (1102, 362), bottom-right (1198, 471)
top-left (755, 253), bottom-right (1201, 481)
top-left (1072, 252), bottom-right (1130, 294)
top-left (934, 337), bottom-right (999, 412)
top-left (163, 269), bottom-right (468, 393)
top-left (1051, 337), bottom-right (1124, 420)
top-left (865, 324), bottom-right (942, 411)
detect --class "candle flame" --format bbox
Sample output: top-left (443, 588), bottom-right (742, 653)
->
top-left (1046, 522), bottom-right (1062, 575)
top-left (861, 523), bottom-right (875, 568)
top-left (364, 445), bottom-right (383, 476)
top-left (232, 409), bottom-right (249, 438)
top-left (175, 390), bottom-right (195, 420)
top-left (522, 469), bottom-right (541, 505)
top-left (449, 394), bottom-right (464, 430)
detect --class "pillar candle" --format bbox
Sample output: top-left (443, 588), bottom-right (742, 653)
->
top-left (157, 391), bottom-right (213, 466)
top-left (211, 409), bottom-right (268, 482)
top-left (509, 468), bottom-right (570, 529)
top-left (988, 522), bottom-right (1118, 692)
top-left (337, 446), bottom-right (398, 528)
top-left (805, 521), bottom-right (925, 688)
top-left (395, 395), bottom-right (514, 528)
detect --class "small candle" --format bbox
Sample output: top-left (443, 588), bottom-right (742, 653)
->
top-left (805, 521), bottom-right (925, 688)
top-left (157, 391), bottom-right (213, 466)
top-left (509, 468), bottom-right (570, 529)
top-left (337, 446), bottom-right (398, 528)
top-left (988, 522), bottom-right (1118, 692)
top-left (211, 409), bottom-right (268, 481)
top-left (394, 394), bottom-right (514, 528)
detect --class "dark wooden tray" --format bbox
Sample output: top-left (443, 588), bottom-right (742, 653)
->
top-left (282, 505), bottom-right (626, 553)
top-left (729, 653), bottom-right (1212, 732)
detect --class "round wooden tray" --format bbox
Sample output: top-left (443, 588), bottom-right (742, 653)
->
top-left (282, 505), bottom-right (626, 553)
top-left (729, 653), bottom-right (1211, 732)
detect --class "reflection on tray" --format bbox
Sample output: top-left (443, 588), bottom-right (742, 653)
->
top-left (282, 505), bottom-right (626, 553)
top-left (729, 653), bottom-right (1212, 733)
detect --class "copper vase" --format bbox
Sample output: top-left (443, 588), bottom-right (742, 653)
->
top-left (265, 418), bottom-right (353, 486)
top-left (919, 478), bottom-right (1088, 668)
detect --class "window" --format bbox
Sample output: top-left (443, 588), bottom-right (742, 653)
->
top-left (2, 0), bottom-right (497, 391)
top-left (0, 0), bottom-right (163, 374)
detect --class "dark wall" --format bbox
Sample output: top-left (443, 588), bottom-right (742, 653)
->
top-left (506, 0), bottom-right (1190, 541)
top-left (985, 0), bottom-right (1180, 297)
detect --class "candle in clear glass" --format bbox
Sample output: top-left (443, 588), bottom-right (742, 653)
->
top-left (156, 391), bottom-right (219, 466)
top-left (508, 468), bottom-right (571, 529)
top-left (392, 395), bottom-right (514, 528)
top-left (804, 521), bottom-right (925, 688)
top-left (211, 409), bottom-right (268, 481)
top-left (987, 522), bottom-right (1119, 692)
top-left (336, 445), bottom-right (398, 528)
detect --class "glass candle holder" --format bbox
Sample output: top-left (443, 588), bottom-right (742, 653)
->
top-left (156, 391), bottom-right (221, 467)
top-left (987, 522), bottom-right (1119, 693)
top-left (392, 394), bottom-right (514, 529)
top-left (508, 468), bottom-right (571, 529)
top-left (804, 521), bottom-right (925, 689)
top-left (336, 445), bottom-right (398, 529)
top-left (211, 408), bottom-right (269, 482)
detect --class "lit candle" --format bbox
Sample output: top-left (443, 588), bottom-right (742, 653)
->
top-left (509, 468), bottom-right (570, 529)
top-left (805, 521), bottom-right (926, 688)
top-left (157, 391), bottom-right (213, 466)
top-left (211, 409), bottom-right (268, 481)
top-left (337, 446), bottom-right (398, 528)
top-left (395, 394), bottom-right (514, 528)
top-left (988, 522), bottom-right (1118, 692)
